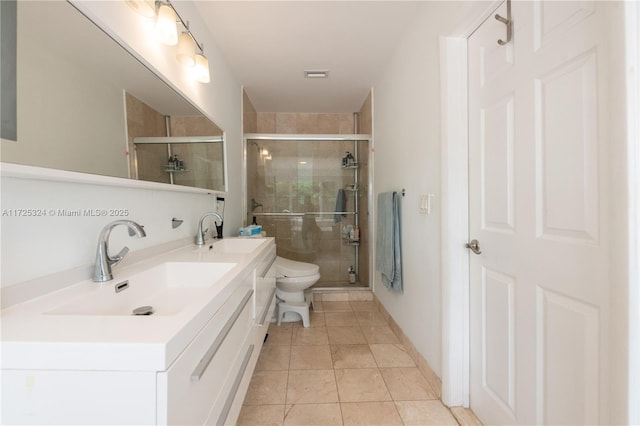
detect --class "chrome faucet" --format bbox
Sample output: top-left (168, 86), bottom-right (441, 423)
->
top-left (93, 220), bottom-right (146, 282)
top-left (195, 211), bottom-right (223, 245)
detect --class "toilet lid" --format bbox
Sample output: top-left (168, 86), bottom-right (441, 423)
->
top-left (276, 256), bottom-right (320, 277)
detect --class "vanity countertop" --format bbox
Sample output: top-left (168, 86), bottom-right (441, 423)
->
top-left (0, 237), bottom-right (275, 372)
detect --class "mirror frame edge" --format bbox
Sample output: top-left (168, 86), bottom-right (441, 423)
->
top-left (0, 161), bottom-right (227, 197)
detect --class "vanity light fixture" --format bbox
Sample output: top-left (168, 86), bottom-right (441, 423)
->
top-left (126, 0), bottom-right (211, 83)
top-left (156, 3), bottom-right (178, 45)
top-left (194, 53), bottom-right (210, 83)
top-left (176, 32), bottom-right (196, 67)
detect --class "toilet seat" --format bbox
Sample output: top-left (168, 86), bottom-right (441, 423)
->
top-left (276, 256), bottom-right (319, 278)
top-left (276, 272), bottom-right (321, 293)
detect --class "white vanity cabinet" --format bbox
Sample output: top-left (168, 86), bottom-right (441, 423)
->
top-left (159, 244), bottom-right (277, 425)
top-left (1, 238), bottom-right (277, 426)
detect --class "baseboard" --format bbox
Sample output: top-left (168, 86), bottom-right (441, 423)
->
top-left (371, 293), bottom-right (443, 400)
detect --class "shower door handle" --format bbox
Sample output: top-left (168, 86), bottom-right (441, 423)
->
top-left (465, 239), bottom-right (482, 255)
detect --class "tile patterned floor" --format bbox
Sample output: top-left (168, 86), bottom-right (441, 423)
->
top-left (237, 299), bottom-right (464, 425)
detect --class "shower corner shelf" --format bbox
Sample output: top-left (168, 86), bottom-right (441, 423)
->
top-left (342, 163), bottom-right (359, 169)
top-left (342, 238), bottom-right (360, 246)
top-left (164, 167), bottom-right (188, 173)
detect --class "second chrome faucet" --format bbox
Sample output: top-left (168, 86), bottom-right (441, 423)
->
top-left (195, 211), bottom-right (223, 245)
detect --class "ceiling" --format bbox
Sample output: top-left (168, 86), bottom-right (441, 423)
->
top-left (194, 1), bottom-right (426, 113)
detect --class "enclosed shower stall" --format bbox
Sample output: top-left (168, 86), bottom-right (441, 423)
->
top-left (245, 134), bottom-right (371, 288)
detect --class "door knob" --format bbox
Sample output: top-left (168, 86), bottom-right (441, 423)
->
top-left (465, 239), bottom-right (482, 255)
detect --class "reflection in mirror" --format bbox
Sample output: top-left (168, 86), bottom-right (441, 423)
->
top-left (0, 1), bottom-right (226, 192)
top-left (125, 93), bottom-right (224, 190)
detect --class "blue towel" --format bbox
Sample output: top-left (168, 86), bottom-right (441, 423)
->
top-left (334, 189), bottom-right (346, 222)
top-left (375, 191), bottom-right (402, 291)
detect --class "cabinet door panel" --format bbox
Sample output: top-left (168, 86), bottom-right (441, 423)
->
top-left (158, 278), bottom-right (253, 425)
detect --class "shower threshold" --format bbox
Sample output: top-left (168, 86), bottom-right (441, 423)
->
top-left (312, 281), bottom-right (369, 290)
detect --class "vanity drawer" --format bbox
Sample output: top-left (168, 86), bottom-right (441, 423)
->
top-left (254, 246), bottom-right (277, 323)
top-left (214, 294), bottom-right (277, 425)
top-left (157, 280), bottom-right (254, 425)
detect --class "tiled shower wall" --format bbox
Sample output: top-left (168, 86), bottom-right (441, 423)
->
top-left (244, 104), bottom-right (371, 287)
top-left (126, 93), bottom-right (224, 190)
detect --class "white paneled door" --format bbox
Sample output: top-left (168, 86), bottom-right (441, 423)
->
top-left (468, 1), bottom-right (610, 424)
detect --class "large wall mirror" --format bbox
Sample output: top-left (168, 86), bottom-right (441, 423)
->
top-left (0, 1), bottom-right (226, 192)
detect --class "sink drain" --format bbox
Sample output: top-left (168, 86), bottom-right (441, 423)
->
top-left (132, 306), bottom-right (154, 316)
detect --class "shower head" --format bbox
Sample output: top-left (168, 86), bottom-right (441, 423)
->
top-left (250, 198), bottom-right (263, 212)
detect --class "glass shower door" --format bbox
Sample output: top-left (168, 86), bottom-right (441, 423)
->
top-left (246, 137), bottom-right (368, 287)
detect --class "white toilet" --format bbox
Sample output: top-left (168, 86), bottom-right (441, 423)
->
top-left (275, 256), bottom-right (320, 327)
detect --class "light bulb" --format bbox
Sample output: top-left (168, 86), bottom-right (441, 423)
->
top-left (156, 4), bottom-right (178, 46)
top-left (176, 32), bottom-right (196, 67)
top-left (194, 53), bottom-right (210, 83)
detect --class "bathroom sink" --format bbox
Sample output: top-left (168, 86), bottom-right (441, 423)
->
top-left (47, 262), bottom-right (237, 316)
top-left (208, 238), bottom-right (266, 254)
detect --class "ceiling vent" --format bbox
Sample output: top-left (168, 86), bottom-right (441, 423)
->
top-left (304, 70), bottom-right (329, 79)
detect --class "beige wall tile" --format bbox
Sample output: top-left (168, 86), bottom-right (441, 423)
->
top-left (275, 113), bottom-right (297, 133)
top-left (358, 91), bottom-right (373, 135)
top-left (257, 113), bottom-right (276, 133)
top-left (242, 90), bottom-right (257, 134)
top-left (170, 115), bottom-right (222, 136)
top-left (296, 113), bottom-right (319, 133)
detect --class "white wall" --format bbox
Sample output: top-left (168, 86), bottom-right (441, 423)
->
top-left (0, 171), bottom-right (215, 288)
top-left (0, 1), bottom-right (242, 290)
top-left (372, 1), bottom-right (474, 377)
